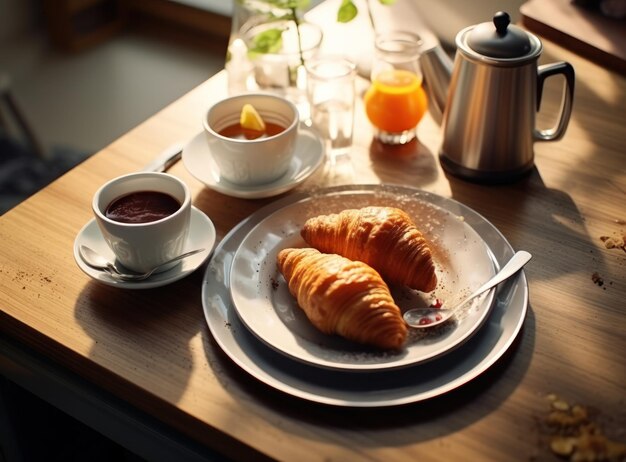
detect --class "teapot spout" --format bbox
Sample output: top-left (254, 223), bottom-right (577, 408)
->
top-left (420, 43), bottom-right (453, 124)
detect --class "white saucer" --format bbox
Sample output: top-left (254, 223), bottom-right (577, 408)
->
top-left (182, 127), bottom-right (324, 199)
top-left (73, 206), bottom-right (216, 289)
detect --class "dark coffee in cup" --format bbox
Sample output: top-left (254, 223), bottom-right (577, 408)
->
top-left (105, 191), bottom-right (181, 224)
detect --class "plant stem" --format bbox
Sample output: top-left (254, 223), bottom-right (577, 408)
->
top-left (291, 6), bottom-right (305, 67)
top-left (286, 6), bottom-right (305, 86)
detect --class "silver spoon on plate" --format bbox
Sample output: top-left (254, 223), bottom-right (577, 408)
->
top-left (79, 245), bottom-right (204, 282)
top-left (403, 250), bottom-right (532, 328)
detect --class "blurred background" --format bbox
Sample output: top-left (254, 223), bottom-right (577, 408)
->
top-left (0, 0), bottom-right (232, 215)
top-left (0, 0), bottom-right (532, 215)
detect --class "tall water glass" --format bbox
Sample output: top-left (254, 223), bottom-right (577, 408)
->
top-left (306, 56), bottom-right (357, 160)
top-left (364, 31), bottom-right (428, 145)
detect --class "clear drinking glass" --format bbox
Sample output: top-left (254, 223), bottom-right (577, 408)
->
top-left (364, 31), bottom-right (428, 145)
top-left (306, 56), bottom-right (357, 159)
top-left (241, 19), bottom-right (323, 117)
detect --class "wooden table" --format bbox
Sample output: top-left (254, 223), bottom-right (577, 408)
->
top-left (1, 3), bottom-right (625, 461)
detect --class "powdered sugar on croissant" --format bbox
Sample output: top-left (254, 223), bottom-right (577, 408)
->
top-left (301, 206), bottom-right (437, 292)
top-left (277, 247), bottom-right (407, 349)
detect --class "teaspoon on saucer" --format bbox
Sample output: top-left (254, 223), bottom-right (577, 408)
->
top-left (79, 245), bottom-right (204, 282)
top-left (403, 250), bottom-right (532, 328)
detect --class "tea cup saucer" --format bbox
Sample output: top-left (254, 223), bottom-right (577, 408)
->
top-left (182, 126), bottom-right (324, 199)
top-left (73, 206), bottom-right (216, 289)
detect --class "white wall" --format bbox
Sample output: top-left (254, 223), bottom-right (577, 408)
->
top-left (411, 0), bottom-right (525, 47)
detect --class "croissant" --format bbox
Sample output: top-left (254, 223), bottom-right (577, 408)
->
top-left (277, 248), bottom-right (407, 349)
top-left (301, 206), bottom-right (437, 292)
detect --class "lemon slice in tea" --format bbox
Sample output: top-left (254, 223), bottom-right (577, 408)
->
top-left (240, 104), bottom-right (266, 132)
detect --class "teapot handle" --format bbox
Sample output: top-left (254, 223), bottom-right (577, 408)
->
top-left (534, 62), bottom-right (575, 141)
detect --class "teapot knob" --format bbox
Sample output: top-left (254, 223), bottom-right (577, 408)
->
top-left (467, 10), bottom-right (533, 58)
top-left (493, 11), bottom-right (510, 35)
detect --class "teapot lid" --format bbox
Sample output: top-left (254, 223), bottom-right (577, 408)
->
top-left (467, 12), bottom-right (532, 58)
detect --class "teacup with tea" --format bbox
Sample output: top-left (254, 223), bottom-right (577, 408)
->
top-left (203, 93), bottom-right (299, 186)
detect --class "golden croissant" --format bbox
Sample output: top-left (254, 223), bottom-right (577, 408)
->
top-left (301, 206), bottom-right (438, 292)
top-left (277, 248), bottom-right (407, 349)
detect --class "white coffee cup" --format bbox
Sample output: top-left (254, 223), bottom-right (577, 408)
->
top-left (92, 172), bottom-right (191, 273)
top-left (203, 93), bottom-right (299, 186)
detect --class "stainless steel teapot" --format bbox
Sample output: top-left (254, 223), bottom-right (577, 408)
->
top-left (420, 12), bottom-right (575, 182)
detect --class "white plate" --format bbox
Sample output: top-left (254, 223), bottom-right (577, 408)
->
top-left (74, 206), bottom-right (216, 289)
top-left (229, 191), bottom-right (496, 371)
top-left (182, 127), bottom-right (324, 199)
top-left (202, 185), bottom-right (529, 407)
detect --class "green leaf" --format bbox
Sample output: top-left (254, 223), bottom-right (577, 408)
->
top-left (247, 28), bottom-right (284, 57)
top-left (337, 0), bottom-right (358, 23)
top-left (378, 0), bottom-right (396, 5)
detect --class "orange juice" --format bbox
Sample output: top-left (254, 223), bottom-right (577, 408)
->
top-left (364, 69), bottom-right (427, 133)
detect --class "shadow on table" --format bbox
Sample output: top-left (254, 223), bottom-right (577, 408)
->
top-left (368, 137), bottom-right (440, 188)
top-left (445, 165), bottom-right (613, 290)
top-left (445, 164), bottom-right (618, 373)
top-left (73, 268), bottom-right (207, 404)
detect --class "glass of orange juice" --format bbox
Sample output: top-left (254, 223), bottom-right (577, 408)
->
top-left (364, 32), bottom-right (427, 145)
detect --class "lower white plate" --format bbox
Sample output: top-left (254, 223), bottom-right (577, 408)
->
top-left (202, 185), bottom-right (529, 407)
